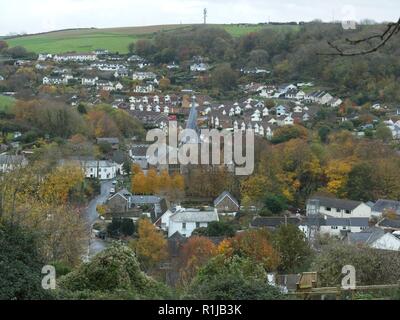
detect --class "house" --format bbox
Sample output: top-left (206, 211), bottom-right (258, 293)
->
top-left (0, 155), bottom-right (28, 173)
top-left (134, 84), bottom-right (155, 93)
top-left (319, 217), bottom-right (370, 237)
top-left (42, 76), bottom-right (69, 85)
top-left (114, 68), bottom-right (129, 78)
top-left (251, 216), bottom-right (302, 230)
top-left (81, 77), bottom-right (98, 86)
top-left (130, 195), bottom-right (166, 216)
top-left (190, 63), bottom-right (210, 72)
top-left (53, 53), bottom-right (97, 62)
top-left (129, 144), bottom-right (150, 169)
top-left (167, 208), bottom-right (219, 238)
top-left (285, 89), bottom-right (305, 100)
top-left (94, 49), bottom-right (109, 55)
top-left (278, 84), bottom-right (297, 95)
top-left (376, 217), bottom-right (400, 232)
top-left (347, 227), bottom-right (400, 251)
top-left (0, 75), bottom-right (4, 81)
top-left (106, 189), bottom-right (133, 213)
top-left (371, 199), bottom-right (400, 217)
top-left (115, 82), bottom-right (124, 91)
top-left (307, 196), bottom-right (372, 218)
top-left (132, 72), bottom-right (157, 81)
top-left (330, 98), bottom-right (343, 108)
top-left (38, 53), bottom-right (53, 61)
top-left (97, 81), bottom-right (114, 91)
top-left (81, 160), bottom-right (118, 180)
top-left (214, 191), bottom-right (239, 213)
top-left (307, 91), bottom-right (334, 105)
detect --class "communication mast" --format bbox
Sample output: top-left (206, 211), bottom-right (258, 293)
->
top-left (203, 8), bottom-right (207, 24)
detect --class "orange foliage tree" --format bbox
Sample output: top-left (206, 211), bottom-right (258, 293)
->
top-left (178, 236), bottom-right (218, 286)
top-left (217, 229), bottom-right (280, 272)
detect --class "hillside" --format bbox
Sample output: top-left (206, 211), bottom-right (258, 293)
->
top-left (5, 24), bottom-right (299, 54)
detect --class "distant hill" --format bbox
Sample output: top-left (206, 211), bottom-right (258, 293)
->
top-left (5, 24), bottom-right (300, 54)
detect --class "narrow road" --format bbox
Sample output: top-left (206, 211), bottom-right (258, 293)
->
top-left (83, 180), bottom-right (114, 259)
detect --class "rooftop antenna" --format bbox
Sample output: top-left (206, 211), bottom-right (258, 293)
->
top-left (203, 8), bottom-right (207, 25)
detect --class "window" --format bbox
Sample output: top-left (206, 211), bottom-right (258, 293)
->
top-left (345, 210), bottom-right (351, 214)
top-left (182, 223), bottom-right (186, 230)
top-left (331, 226), bottom-right (338, 230)
top-left (196, 222), bottom-right (200, 228)
top-left (326, 207), bottom-right (331, 211)
top-left (336, 208), bottom-right (341, 213)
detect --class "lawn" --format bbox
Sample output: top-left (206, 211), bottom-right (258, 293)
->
top-left (5, 24), bottom-right (301, 54)
top-left (6, 25), bottom-right (191, 54)
top-left (0, 95), bottom-right (16, 113)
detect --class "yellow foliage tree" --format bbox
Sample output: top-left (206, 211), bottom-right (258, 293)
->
top-left (39, 164), bottom-right (85, 204)
top-left (129, 218), bottom-right (167, 270)
top-left (325, 159), bottom-right (353, 197)
top-left (132, 170), bottom-right (146, 195)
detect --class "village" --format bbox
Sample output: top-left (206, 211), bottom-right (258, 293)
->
top-left (2, 32), bottom-right (400, 299)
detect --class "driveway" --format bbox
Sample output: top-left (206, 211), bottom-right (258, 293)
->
top-left (83, 180), bottom-right (114, 259)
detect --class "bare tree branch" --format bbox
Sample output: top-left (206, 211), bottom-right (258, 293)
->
top-left (318, 18), bottom-right (400, 56)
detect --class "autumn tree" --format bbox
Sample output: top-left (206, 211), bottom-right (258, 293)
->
top-left (218, 229), bottom-right (280, 272)
top-left (39, 164), bottom-right (85, 204)
top-left (324, 159), bottom-right (353, 197)
top-left (131, 169), bottom-right (146, 195)
top-left (129, 218), bottom-right (167, 271)
top-left (178, 236), bottom-right (217, 286)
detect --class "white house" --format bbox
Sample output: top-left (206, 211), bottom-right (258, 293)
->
top-left (132, 72), bottom-right (157, 81)
top-left (38, 53), bottom-right (53, 61)
top-left (134, 84), bottom-right (155, 93)
top-left (81, 160), bottom-right (118, 180)
top-left (347, 228), bottom-right (400, 251)
top-left (42, 76), bottom-right (69, 85)
top-left (190, 63), bottom-right (209, 72)
top-left (81, 77), bottom-right (98, 86)
top-left (166, 208), bottom-right (219, 238)
top-left (54, 53), bottom-right (97, 62)
top-left (307, 196), bottom-right (372, 218)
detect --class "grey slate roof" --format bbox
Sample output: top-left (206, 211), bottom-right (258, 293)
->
top-left (310, 196), bottom-right (362, 211)
top-left (346, 227), bottom-right (385, 245)
top-left (372, 199), bottom-right (400, 214)
top-left (131, 144), bottom-right (149, 157)
top-left (170, 210), bottom-right (219, 223)
top-left (213, 191), bottom-right (239, 207)
top-left (130, 195), bottom-right (162, 205)
top-left (377, 218), bottom-right (400, 229)
top-left (251, 217), bottom-right (301, 228)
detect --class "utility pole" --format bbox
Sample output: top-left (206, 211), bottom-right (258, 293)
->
top-left (203, 8), bottom-right (207, 25)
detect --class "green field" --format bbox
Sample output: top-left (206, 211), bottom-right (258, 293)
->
top-left (5, 24), bottom-right (300, 54)
top-left (0, 95), bottom-right (16, 113)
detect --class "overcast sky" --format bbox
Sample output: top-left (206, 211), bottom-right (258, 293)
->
top-left (1, 0), bottom-right (399, 35)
